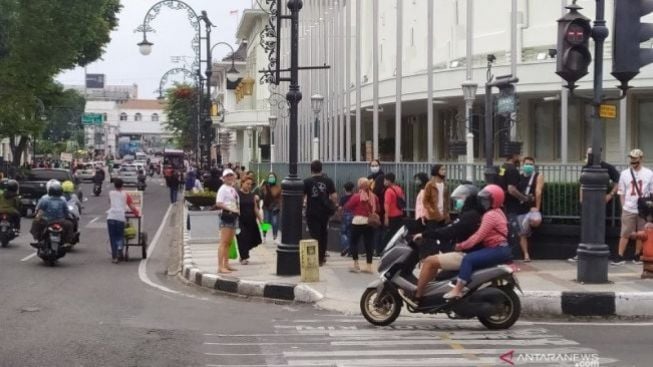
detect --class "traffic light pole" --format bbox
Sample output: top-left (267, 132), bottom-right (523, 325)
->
top-left (576, 0), bottom-right (610, 283)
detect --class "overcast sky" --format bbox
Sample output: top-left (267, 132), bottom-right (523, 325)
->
top-left (56, 0), bottom-right (253, 99)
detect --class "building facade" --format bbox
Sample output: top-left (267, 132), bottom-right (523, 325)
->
top-left (232, 0), bottom-right (653, 166)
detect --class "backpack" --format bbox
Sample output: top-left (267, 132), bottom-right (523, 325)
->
top-left (390, 186), bottom-right (406, 212)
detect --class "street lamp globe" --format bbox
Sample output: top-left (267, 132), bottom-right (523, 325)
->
top-left (268, 115), bottom-right (278, 129)
top-left (226, 65), bottom-right (240, 83)
top-left (311, 94), bottom-right (324, 114)
top-left (461, 80), bottom-right (478, 103)
top-left (138, 38), bottom-right (154, 56)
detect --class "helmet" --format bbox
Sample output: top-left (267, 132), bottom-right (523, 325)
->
top-left (450, 184), bottom-right (479, 211)
top-left (5, 179), bottom-right (19, 193)
top-left (0, 179), bottom-right (6, 191)
top-left (477, 184), bottom-right (505, 211)
top-left (62, 180), bottom-right (75, 193)
top-left (46, 179), bottom-right (60, 192)
top-left (629, 149), bottom-right (644, 159)
top-left (48, 181), bottom-right (63, 197)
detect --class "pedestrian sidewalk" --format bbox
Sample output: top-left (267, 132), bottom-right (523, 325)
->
top-left (181, 209), bottom-right (653, 318)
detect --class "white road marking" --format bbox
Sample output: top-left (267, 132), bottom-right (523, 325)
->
top-left (137, 204), bottom-right (180, 295)
top-left (88, 216), bottom-right (100, 224)
top-left (528, 320), bottom-right (653, 327)
top-left (20, 252), bottom-right (37, 262)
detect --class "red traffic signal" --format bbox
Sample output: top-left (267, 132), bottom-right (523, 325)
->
top-left (556, 4), bottom-right (592, 87)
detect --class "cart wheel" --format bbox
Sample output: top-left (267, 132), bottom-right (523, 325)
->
top-left (124, 247), bottom-right (129, 262)
top-left (140, 232), bottom-right (148, 259)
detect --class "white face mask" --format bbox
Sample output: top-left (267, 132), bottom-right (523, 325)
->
top-left (370, 166), bottom-right (380, 174)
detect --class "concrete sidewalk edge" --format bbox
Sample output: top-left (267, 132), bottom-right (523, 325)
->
top-left (179, 207), bottom-right (653, 318)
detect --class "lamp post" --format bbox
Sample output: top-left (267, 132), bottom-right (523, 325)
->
top-left (269, 115), bottom-right (278, 165)
top-left (461, 80), bottom-right (478, 182)
top-left (311, 94), bottom-right (324, 161)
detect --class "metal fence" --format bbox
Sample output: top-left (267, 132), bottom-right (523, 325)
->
top-left (249, 162), bottom-right (625, 225)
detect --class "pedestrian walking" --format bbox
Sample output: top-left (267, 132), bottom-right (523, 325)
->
top-left (204, 168), bottom-right (223, 192)
top-left (344, 178), bottom-right (380, 273)
top-left (215, 169), bottom-right (240, 273)
top-left (166, 170), bottom-right (181, 203)
top-left (303, 160), bottom-right (337, 266)
top-left (236, 176), bottom-right (263, 265)
top-left (106, 178), bottom-right (140, 264)
top-left (368, 159), bottom-right (386, 256)
top-left (261, 172), bottom-right (282, 241)
top-left (383, 172), bottom-right (406, 246)
top-left (515, 157), bottom-right (544, 262)
top-left (413, 172), bottom-right (429, 221)
top-left (614, 149), bottom-right (653, 265)
top-left (338, 181), bottom-right (355, 256)
top-left (423, 164), bottom-right (451, 227)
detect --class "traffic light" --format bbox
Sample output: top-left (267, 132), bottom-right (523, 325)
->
top-left (612, 0), bottom-right (653, 86)
top-left (556, 3), bottom-right (592, 87)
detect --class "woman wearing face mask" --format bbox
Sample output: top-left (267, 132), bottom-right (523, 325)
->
top-left (261, 172), bottom-right (282, 241)
top-left (423, 164), bottom-right (450, 226)
top-left (515, 157), bottom-right (544, 262)
top-left (368, 159), bottom-right (386, 256)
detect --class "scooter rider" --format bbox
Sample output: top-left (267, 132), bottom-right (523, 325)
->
top-left (30, 181), bottom-right (73, 243)
top-left (405, 184), bottom-right (483, 308)
top-left (93, 166), bottom-right (105, 185)
top-left (0, 179), bottom-right (22, 232)
top-left (62, 180), bottom-right (81, 232)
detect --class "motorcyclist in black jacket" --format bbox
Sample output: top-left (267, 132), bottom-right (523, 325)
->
top-left (92, 166), bottom-right (105, 185)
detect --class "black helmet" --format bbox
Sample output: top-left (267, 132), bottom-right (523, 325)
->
top-left (5, 179), bottom-right (19, 193)
top-left (48, 181), bottom-right (63, 197)
top-left (450, 184), bottom-right (479, 212)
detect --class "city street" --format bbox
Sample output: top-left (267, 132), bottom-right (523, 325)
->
top-left (0, 179), bottom-right (647, 366)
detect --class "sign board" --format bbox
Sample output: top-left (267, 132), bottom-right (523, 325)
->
top-left (599, 104), bottom-right (617, 119)
top-left (496, 95), bottom-right (516, 114)
top-left (299, 239), bottom-right (319, 282)
top-left (60, 152), bottom-right (73, 162)
top-left (124, 191), bottom-right (143, 214)
top-left (85, 74), bottom-right (105, 89)
top-left (82, 113), bottom-right (104, 125)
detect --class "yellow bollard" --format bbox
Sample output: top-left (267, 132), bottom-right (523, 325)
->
top-left (300, 239), bottom-right (320, 282)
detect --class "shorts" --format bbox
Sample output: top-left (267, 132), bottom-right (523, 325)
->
top-left (438, 252), bottom-right (465, 271)
top-left (621, 211), bottom-right (646, 238)
top-left (219, 217), bottom-right (239, 230)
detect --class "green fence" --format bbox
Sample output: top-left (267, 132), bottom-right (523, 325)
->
top-left (249, 162), bottom-right (624, 226)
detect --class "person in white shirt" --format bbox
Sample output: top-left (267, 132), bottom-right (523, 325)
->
top-left (614, 149), bottom-right (653, 265)
top-left (214, 169), bottom-right (240, 274)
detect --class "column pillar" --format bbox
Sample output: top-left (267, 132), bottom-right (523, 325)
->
top-left (395, 0), bottom-right (402, 162)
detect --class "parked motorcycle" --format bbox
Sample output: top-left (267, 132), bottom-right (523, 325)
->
top-left (32, 222), bottom-right (68, 266)
top-left (93, 183), bottom-right (102, 197)
top-left (0, 213), bottom-right (18, 247)
top-left (360, 226), bottom-right (522, 330)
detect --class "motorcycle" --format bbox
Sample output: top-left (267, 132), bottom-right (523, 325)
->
top-left (0, 213), bottom-right (18, 247)
top-left (66, 203), bottom-right (81, 247)
top-left (93, 183), bottom-right (102, 196)
top-left (32, 222), bottom-right (68, 266)
top-left (360, 226), bottom-right (522, 330)
top-left (137, 174), bottom-right (147, 191)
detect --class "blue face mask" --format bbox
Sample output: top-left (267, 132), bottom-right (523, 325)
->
top-left (454, 198), bottom-right (465, 211)
top-left (522, 164), bottom-right (535, 176)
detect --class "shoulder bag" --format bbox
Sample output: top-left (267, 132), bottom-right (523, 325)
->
top-left (366, 196), bottom-right (381, 228)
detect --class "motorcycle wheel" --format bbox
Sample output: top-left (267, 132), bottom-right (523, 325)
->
top-left (477, 287), bottom-right (521, 330)
top-left (1, 238), bottom-right (8, 247)
top-left (360, 287), bottom-right (402, 326)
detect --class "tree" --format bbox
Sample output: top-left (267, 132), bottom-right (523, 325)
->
top-left (164, 84), bottom-right (199, 152)
top-left (0, 0), bottom-right (121, 165)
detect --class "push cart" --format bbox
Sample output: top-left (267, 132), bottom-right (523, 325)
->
top-left (123, 191), bottom-right (148, 261)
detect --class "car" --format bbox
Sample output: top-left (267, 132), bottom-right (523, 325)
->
top-left (117, 164), bottom-right (139, 186)
top-left (17, 169), bottom-right (82, 216)
top-left (77, 163), bottom-right (95, 182)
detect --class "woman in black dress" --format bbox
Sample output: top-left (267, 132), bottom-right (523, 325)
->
top-left (236, 176), bottom-right (263, 264)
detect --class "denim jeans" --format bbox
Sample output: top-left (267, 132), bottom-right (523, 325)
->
top-left (340, 212), bottom-right (353, 252)
top-left (457, 245), bottom-right (512, 284)
top-left (107, 219), bottom-right (125, 259)
top-left (169, 187), bottom-right (178, 203)
top-left (263, 208), bottom-right (280, 237)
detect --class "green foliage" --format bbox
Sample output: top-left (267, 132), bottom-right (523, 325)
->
top-left (164, 84), bottom-right (198, 152)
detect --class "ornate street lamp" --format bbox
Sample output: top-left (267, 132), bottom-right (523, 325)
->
top-left (461, 80), bottom-right (478, 181)
top-left (211, 42), bottom-right (241, 83)
top-left (311, 94), bottom-right (324, 161)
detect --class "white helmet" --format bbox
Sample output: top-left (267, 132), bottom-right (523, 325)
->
top-left (46, 179), bottom-right (61, 192)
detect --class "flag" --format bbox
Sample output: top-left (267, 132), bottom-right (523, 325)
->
top-left (229, 10), bottom-right (239, 16)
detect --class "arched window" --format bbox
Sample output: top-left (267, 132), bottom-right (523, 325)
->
top-left (134, 113), bottom-right (142, 121)
top-left (119, 112), bottom-right (128, 121)
top-left (151, 113), bottom-right (159, 122)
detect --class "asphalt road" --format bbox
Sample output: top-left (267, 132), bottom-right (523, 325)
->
top-left (0, 178), bottom-right (651, 366)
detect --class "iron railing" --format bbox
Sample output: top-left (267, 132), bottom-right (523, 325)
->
top-left (249, 162), bottom-right (625, 226)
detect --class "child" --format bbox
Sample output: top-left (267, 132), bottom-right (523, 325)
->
top-left (338, 182), bottom-right (355, 256)
top-left (630, 206), bottom-right (653, 279)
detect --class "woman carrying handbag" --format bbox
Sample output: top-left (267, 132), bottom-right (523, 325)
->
top-left (344, 178), bottom-right (380, 273)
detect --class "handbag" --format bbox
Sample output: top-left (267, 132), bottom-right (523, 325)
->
top-left (366, 198), bottom-right (381, 228)
top-left (228, 238), bottom-right (239, 260)
top-left (630, 168), bottom-right (652, 214)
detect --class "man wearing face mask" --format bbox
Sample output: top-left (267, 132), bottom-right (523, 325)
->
top-left (367, 159), bottom-right (386, 256)
top-left (613, 149), bottom-right (653, 265)
top-left (515, 157), bottom-right (545, 262)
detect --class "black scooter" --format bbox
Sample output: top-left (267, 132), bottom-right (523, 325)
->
top-left (31, 222), bottom-right (68, 266)
top-left (360, 226), bottom-right (522, 330)
top-left (137, 173), bottom-right (146, 191)
top-left (93, 183), bottom-right (102, 196)
top-left (0, 213), bottom-right (18, 247)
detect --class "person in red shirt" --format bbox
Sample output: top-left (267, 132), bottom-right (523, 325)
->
top-left (383, 173), bottom-right (405, 246)
top-left (444, 184), bottom-right (513, 299)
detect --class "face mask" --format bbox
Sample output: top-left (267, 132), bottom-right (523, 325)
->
top-left (454, 198), bottom-right (465, 211)
top-left (268, 176), bottom-right (276, 184)
top-left (415, 180), bottom-right (423, 187)
top-left (370, 166), bottom-right (380, 174)
top-left (522, 164), bottom-right (535, 176)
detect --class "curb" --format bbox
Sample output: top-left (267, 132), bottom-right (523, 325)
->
top-left (522, 290), bottom-right (653, 318)
top-left (180, 207), bottom-right (324, 304)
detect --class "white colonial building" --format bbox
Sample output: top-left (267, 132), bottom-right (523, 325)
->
top-left (225, 0), bottom-right (653, 166)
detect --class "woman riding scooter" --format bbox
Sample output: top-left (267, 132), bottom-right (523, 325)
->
top-left (404, 184), bottom-right (483, 308)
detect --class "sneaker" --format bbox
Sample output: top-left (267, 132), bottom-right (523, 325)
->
top-left (611, 256), bottom-right (626, 266)
top-left (632, 254), bottom-right (643, 265)
top-left (568, 255), bottom-right (578, 262)
top-left (340, 249), bottom-right (349, 257)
